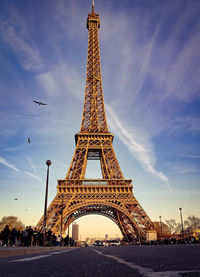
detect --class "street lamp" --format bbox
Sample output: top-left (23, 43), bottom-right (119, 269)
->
top-left (159, 215), bottom-right (162, 239)
top-left (43, 160), bottom-right (52, 247)
top-left (179, 207), bottom-right (184, 239)
top-left (60, 193), bottom-right (64, 245)
top-left (67, 221), bottom-right (70, 246)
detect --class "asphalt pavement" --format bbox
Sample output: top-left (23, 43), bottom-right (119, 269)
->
top-left (0, 244), bottom-right (200, 277)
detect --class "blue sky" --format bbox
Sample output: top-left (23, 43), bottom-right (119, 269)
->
top-left (0, 0), bottom-right (200, 239)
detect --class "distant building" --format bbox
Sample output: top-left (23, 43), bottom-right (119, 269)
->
top-left (153, 221), bottom-right (170, 239)
top-left (105, 234), bottom-right (108, 239)
top-left (72, 223), bottom-right (79, 241)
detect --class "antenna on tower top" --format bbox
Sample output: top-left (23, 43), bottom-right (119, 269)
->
top-left (92, 0), bottom-right (95, 13)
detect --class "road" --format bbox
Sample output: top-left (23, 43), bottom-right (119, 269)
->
top-left (0, 245), bottom-right (200, 277)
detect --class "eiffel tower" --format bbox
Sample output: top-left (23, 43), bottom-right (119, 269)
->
top-left (36, 1), bottom-right (154, 243)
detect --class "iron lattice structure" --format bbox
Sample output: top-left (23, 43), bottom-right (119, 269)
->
top-left (36, 3), bottom-right (154, 242)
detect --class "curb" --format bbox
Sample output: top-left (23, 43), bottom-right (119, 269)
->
top-left (0, 246), bottom-right (72, 258)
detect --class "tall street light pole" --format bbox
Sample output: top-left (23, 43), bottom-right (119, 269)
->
top-left (179, 207), bottom-right (184, 239)
top-left (43, 160), bottom-right (52, 247)
top-left (159, 215), bottom-right (162, 240)
top-left (67, 222), bottom-right (70, 246)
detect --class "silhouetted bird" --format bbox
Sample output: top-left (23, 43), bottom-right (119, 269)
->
top-left (14, 198), bottom-right (18, 200)
top-left (33, 100), bottom-right (47, 106)
top-left (28, 138), bottom-right (31, 144)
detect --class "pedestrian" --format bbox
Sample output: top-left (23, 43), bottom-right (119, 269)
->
top-left (22, 226), bottom-right (29, 246)
top-left (2, 225), bottom-right (10, 247)
top-left (33, 228), bottom-right (38, 246)
top-left (64, 234), bottom-right (69, 246)
top-left (47, 229), bottom-right (52, 246)
top-left (0, 231), bottom-right (3, 246)
top-left (28, 226), bottom-right (33, 247)
top-left (17, 230), bottom-right (21, 246)
top-left (38, 231), bottom-right (43, 246)
top-left (52, 233), bottom-right (56, 246)
top-left (11, 227), bottom-right (18, 246)
top-left (56, 235), bottom-right (61, 246)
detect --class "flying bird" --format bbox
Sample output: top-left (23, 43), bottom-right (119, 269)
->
top-left (33, 100), bottom-right (47, 106)
top-left (14, 198), bottom-right (18, 200)
top-left (28, 138), bottom-right (31, 144)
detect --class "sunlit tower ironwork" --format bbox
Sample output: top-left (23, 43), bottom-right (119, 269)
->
top-left (36, 1), bottom-right (155, 243)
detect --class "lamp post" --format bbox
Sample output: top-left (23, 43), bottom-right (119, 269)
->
top-left (179, 207), bottom-right (184, 239)
top-left (67, 222), bottom-right (70, 246)
top-left (60, 193), bottom-right (64, 245)
top-left (159, 215), bottom-right (162, 240)
top-left (43, 160), bottom-right (52, 247)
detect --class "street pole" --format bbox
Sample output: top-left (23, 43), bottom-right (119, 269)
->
top-left (43, 160), bottom-right (52, 247)
top-left (68, 223), bottom-right (70, 245)
top-left (179, 207), bottom-right (184, 239)
top-left (60, 193), bottom-right (64, 245)
top-left (159, 215), bottom-right (162, 240)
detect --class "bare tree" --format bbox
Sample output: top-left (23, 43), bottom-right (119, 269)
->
top-left (0, 216), bottom-right (25, 231)
top-left (184, 215), bottom-right (200, 231)
top-left (165, 219), bottom-right (181, 235)
top-left (165, 215), bottom-right (200, 235)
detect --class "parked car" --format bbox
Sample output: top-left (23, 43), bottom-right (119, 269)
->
top-left (108, 240), bottom-right (120, 246)
top-left (94, 240), bottom-right (104, 247)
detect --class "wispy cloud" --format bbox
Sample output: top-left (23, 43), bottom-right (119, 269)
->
top-left (33, 116), bottom-right (68, 124)
top-left (51, 0), bottom-right (86, 40)
top-left (0, 156), bottom-right (42, 182)
top-left (168, 153), bottom-right (200, 159)
top-left (0, 111), bottom-right (69, 125)
top-left (0, 21), bottom-right (44, 72)
top-left (105, 104), bottom-right (169, 185)
top-left (24, 171), bottom-right (43, 182)
top-left (53, 159), bottom-right (68, 169)
top-left (0, 156), bottom-right (19, 172)
top-left (101, 2), bottom-right (200, 126)
top-left (25, 156), bottom-right (36, 171)
top-left (4, 145), bottom-right (27, 152)
top-left (170, 116), bottom-right (200, 135)
top-left (36, 62), bottom-right (84, 100)
top-left (170, 164), bottom-right (198, 175)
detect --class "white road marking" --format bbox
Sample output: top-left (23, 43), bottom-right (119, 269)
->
top-left (50, 250), bottom-right (73, 255)
top-left (49, 252), bottom-right (63, 255)
top-left (9, 255), bottom-right (50, 262)
top-left (9, 248), bottom-right (76, 263)
top-left (92, 249), bottom-right (200, 277)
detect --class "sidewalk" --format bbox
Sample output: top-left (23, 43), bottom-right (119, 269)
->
top-left (0, 246), bottom-right (72, 258)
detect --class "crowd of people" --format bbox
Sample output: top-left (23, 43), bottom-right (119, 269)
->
top-left (0, 225), bottom-right (75, 247)
top-left (1, 225), bottom-right (199, 247)
top-left (142, 237), bottom-right (199, 245)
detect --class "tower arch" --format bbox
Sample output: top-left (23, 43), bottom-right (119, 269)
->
top-left (54, 201), bottom-right (142, 242)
